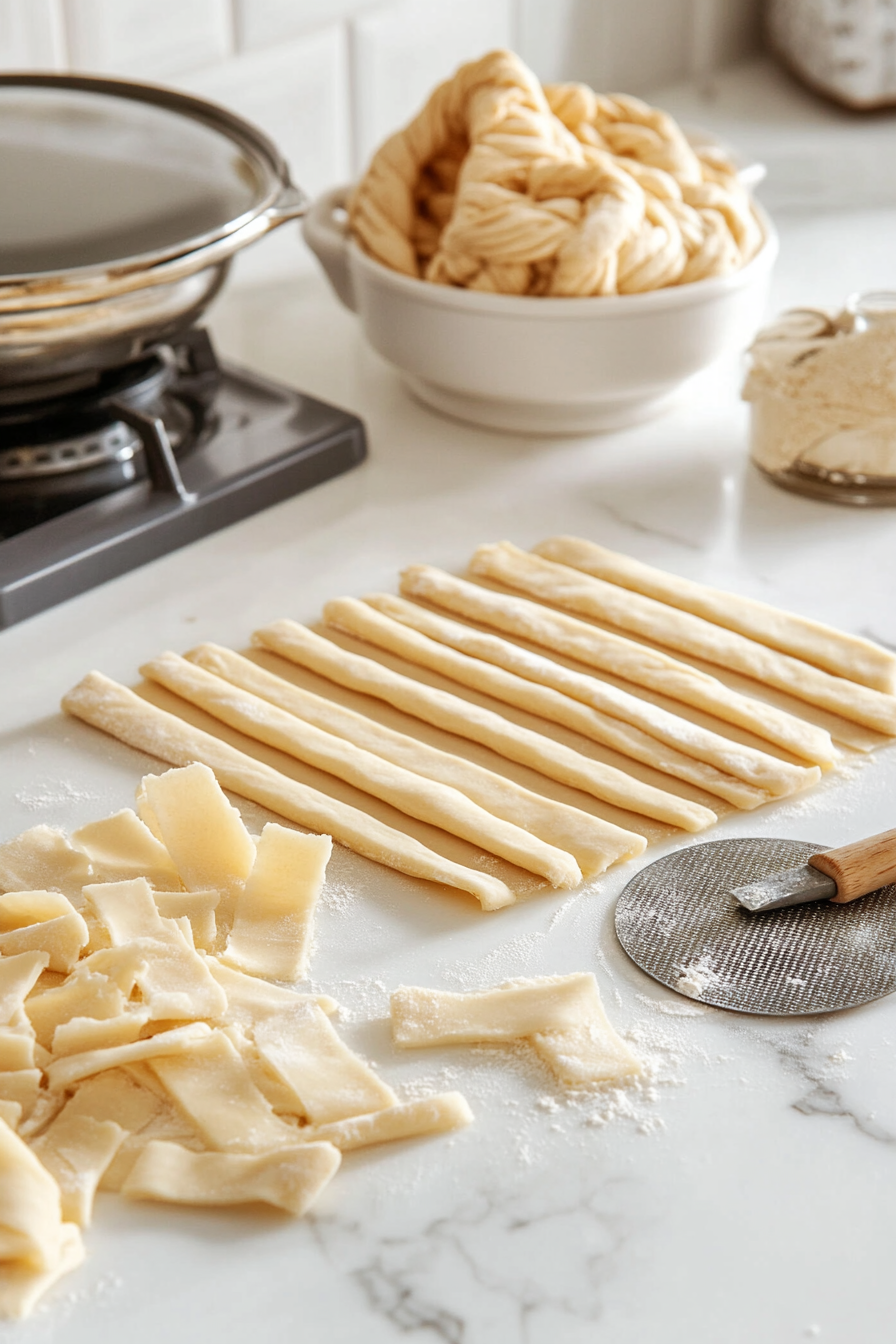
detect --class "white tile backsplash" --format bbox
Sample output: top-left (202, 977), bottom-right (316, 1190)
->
top-left (0, 0), bottom-right (65, 68)
top-left (179, 27), bottom-right (352, 284)
top-left (234, 0), bottom-right (378, 52)
top-left (350, 0), bottom-right (515, 171)
top-left (0, 0), bottom-right (764, 285)
top-left (64, 0), bottom-right (232, 79)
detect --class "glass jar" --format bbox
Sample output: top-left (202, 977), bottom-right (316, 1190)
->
top-left (743, 291), bottom-right (896, 507)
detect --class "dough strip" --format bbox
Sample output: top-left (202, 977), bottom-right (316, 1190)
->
top-left (400, 559), bottom-right (834, 765)
top-left (187, 643), bottom-right (644, 878)
top-left (395, 570), bottom-right (822, 797)
top-left (535, 534), bottom-right (896, 694)
top-left (61, 672), bottom-right (517, 911)
top-left (328, 595), bottom-right (767, 809)
top-left (391, 974), bottom-right (601, 1046)
top-left (471, 542), bottom-right (896, 736)
top-left (140, 652), bottom-right (582, 890)
top-left (254, 620), bottom-right (717, 832)
top-left (362, 591), bottom-right (820, 807)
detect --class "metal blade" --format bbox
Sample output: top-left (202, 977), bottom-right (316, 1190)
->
top-left (731, 863), bottom-right (837, 913)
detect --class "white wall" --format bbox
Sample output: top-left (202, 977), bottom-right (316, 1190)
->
top-left (0, 0), bottom-right (763, 284)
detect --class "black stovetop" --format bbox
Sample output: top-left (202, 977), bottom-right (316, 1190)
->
top-left (0, 330), bottom-right (366, 628)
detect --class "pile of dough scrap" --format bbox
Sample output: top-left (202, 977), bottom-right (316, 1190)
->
top-left (0, 763), bottom-right (472, 1319)
top-left (391, 974), bottom-right (642, 1087)
top-left (349, 48), bottom-right (763, 295)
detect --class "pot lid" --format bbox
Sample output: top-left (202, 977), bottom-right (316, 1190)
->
top-left (0, 74), bottom-right (292, 280)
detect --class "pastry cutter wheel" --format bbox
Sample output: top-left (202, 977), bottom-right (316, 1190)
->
top-left (614, 829), bottom-right (896, 1015)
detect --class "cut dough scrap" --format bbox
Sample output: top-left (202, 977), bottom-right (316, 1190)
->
top-left (0, 1114), bottom-right (64, 1271)
top-left (0, 892), bottom-right (88, 974)
top-left (138, 763), bottom-right (256, 898)
top-left (83, 876), bottom-right (175, 945)
top-left (325, 596), bottom-right (732, 823)
top-left (530, 998), bottom-right (642, 1085)
top-left (391, 974), bottom-right (604, 1046)
top-left (0, 1221), bottom-right (84, 1321)
top-left (188, 643), bottom-right (643, 879)
top-left (225, 824), bottom-right (330, 983)
top-left (142, 652), bottom-right (583, 890)
top-left (422, 553), bottom-right (834, 766)
top-left (152, 890), bottom-right (218, 952)
top-left (253, 1001), bottom-right (397, 1125)
top-left (472, 542), bottom-right (896, 736)
top-left (62, 673), bottom-right (517, 912)
top-left (206, 958), bottom-right (338, 1029)
top-left (0, 1028), bottom-right (36, 1072)
top-left (0, 952), bottom-right (49, 1025)
top-left (45, 1022), bottom-right (213, 1092)
top-left (64, 1069), bottom-right (164, 1134)
top-left (61, 1069), bottom-right (184, 1195)
top-left (71, 809), bottom-right (182, 891)
top-left (297, 1092), bottom-right (474, 1151)
top-left (395, 569), bottom-right (822, 800)
top-left (30, 1112), bottom-right (125, 1226)
top-left (0, 827), bottom-right (91, 902)
top-left (25, 968), bottom-right (126, 1050)
top-left (0, 1101), bottom-right (22, 1130)
top-left (77, 946), bottom-right (149, 998)
top-left (122, 1138), bottom-right (341, 1215)
top-left (148, 1029), bottom-right (299, 1154)
top-left (221, 1023), bottom-right (311, 1118)
top-left (83, 878), bottom-right (227, 1022)
top-left (535, 534), bottom-right (896, 694)
top-left (101, 1106), bottom-right (205, 1193)
top-left (51, 1010), bottom-right (150, 1059)
top-left (254, 618), bottom-right (715, 834)
top-left (0, 1071), bottom-right (41, 1118)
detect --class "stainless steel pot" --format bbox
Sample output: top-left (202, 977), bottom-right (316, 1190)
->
top-left (0, 73), bottom-right (308, 386)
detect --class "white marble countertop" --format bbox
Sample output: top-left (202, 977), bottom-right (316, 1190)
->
top-left (3, 58), bottom-right (896, 1344)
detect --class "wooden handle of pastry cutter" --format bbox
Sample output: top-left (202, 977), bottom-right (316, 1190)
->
top-left (809, 827), bottom-right (896, 903)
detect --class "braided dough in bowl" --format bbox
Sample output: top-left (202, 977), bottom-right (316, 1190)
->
top-left (303, 50), bottom-right (777, 433)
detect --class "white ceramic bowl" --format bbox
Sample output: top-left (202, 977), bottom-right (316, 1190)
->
top-left (303, 185), bottom-right (778, 435)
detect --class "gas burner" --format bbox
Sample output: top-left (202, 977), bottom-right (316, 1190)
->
top-left (0, 421), bottom-right (141, 479)
top-left (0, 329), bottom-right (366, 627)
top-left (0, 331), bottom-right (220, 535)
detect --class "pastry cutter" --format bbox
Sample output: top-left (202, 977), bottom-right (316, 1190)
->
top-left (614, 830), bottom-right (896, 1015)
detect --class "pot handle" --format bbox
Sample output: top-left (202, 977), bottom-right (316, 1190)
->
top-left (302, 186), bottom-right (357, 312)
top-left (264, 182), bottom-right (311, 225)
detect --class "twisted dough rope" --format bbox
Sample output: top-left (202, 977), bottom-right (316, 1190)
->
top-left (349, 50), bottom-right (764, 296)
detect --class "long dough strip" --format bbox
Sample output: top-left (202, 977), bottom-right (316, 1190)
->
top-left (328, 595), bottom-right (768, 810)
top-left (358, 592), bottom-right (820, 809)
top-left (402, 559), bottom-right (834, 765)
top-left (393, 572), bottom-right (822, 798)
top-left (187, 643), bottom-right (643, 878)
top-left (254, 620), bottom-right (716, 833)
top-left (140, 652), bottom-right (581, 891)
top-left (61, 672), bottom-right (516, 912)
top-left (535, 534), bottom-right (896, 694)
top-left (472, 542), bottom-right (896, 736)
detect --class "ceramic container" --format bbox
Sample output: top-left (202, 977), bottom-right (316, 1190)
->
top-left (303, 185), bottom-right (778, 435)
